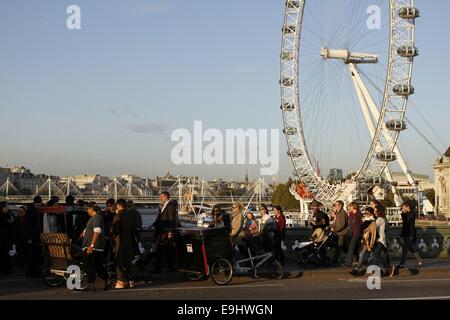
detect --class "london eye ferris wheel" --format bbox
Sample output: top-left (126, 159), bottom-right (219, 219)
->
top-left (280, 0), bottom-right (420, 206)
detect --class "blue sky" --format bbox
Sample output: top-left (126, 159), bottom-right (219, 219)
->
top-left (0, 0), bottom-right (448, 181)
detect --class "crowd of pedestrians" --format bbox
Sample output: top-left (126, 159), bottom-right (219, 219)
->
top-left (0, 193), bottom-right (424, 287)
top-left (315, 198), bottom-right (424, 277)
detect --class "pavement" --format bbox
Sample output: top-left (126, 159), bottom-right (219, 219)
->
top-left (1, 258), bottom-right (450, 300)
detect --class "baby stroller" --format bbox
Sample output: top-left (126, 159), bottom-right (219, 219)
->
top-left (293, 229), bottom-right (336, 267)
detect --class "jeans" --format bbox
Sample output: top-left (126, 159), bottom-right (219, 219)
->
top-left (355, 247), bottom-right (370, 270)
top-left (345, 236), bottom-right (361, 266)
top-left (373, 243), bottom-right (391, 269)
top-left (400, 237), bottom-right (421, 265)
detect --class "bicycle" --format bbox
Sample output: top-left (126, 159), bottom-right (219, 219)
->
top-left (210, 239), bottom-right (284, 285)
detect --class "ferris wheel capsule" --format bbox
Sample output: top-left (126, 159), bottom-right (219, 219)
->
top-left (376, 151), bottom-right (397, 162)
top-left (393, 84), bottom-right (415, 96)
top-left (386, 119), bottom-right (407, 131)
top-left (357, 193), bottom-right (372, 203)
top-left (397, 45), bottom-right (419, 58)
top-left (363, 176), bottom-right (385, 185)
top-left (398, 7), bottom-right (420, 19)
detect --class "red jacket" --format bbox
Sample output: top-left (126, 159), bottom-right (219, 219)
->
top-left (348, 210), bottom-right (363, 237)
top-left (274, 214), bottom-right (286, 241)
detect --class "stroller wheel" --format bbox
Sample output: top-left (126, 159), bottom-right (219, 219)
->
top-left (297, 249), bottom-right (311, 266)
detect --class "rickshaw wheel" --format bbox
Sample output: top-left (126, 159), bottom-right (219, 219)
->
top-left (41, 265), bottom-right (65, 287)
top-left (267, 258), bottom-right (284, 279)
top-left (210, 258), bottom-right (233, 286)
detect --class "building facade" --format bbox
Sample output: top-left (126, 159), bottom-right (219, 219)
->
top-left (434, 147), bottom-right (450, 218)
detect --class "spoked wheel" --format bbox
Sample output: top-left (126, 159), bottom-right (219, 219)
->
top-left (210, 258), bottom-right (234, 286)
top-left (297, 249), bottom-right (312, 267)
top-left (265, 258), bottom-right (284, 279)
top-left (75, 269), bottom-right (90, 291)
top-left (41, 264), bottom-right (65, 287)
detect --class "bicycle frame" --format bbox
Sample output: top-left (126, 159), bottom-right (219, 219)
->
top-left (234, 248), bottom-right (273, 273)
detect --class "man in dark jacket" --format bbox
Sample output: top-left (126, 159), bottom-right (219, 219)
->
top-left (113, 199), bottom-right (138, 288)
top-left (399, 200), bottom-right (423, 268)
top-left (151, 192), bottom-right (178, 274)
top-left (331, 201), bottom-right (348, 265)
top-left (23, 196), bottom-right (43, 278)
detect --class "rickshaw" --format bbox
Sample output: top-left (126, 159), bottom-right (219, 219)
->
top-left (39, 205), bottom-right (89, 289)
top-left (40, 232), bottom-right (88, 289)
top-left (175, 226), bottom-right (284, 286)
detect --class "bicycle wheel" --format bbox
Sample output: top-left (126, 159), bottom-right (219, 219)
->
top-left (210, 258), bottom-right (233, 286)
top-left (266, 258), bottom-right (284, 279)
top-left (77, 265), bottom-right (90, 290)
top-left (41, 264), bottom-right (65, 287)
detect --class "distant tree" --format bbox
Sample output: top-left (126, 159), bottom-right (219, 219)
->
top-left (381, 190), bottom-right (395, 208)
top-left (345, 172), bottom-right (357, 180)
top-left (271, 178), bottom-right (300, 211)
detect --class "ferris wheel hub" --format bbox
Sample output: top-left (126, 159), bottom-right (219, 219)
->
top-left (320, 47), bottom-right (378, 64)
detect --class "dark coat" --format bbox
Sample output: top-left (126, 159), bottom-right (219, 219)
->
top-left (153, 200), bottom-right (178, 243)
top-left (0, 213), bottom-right (13, 248)
top-left (113, 210), bottom-right (138, 249)
top-left (401, 209), bottom-right (417, 241)
top-left (23, 205), bottom-right (41, 243)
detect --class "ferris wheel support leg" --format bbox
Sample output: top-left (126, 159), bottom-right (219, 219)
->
top-left (349, 63), bottom-right (403, 206)
top-left (348, 64), bottom-right (416, 187)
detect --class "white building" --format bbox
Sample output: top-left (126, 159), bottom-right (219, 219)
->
top-left (434, 147), bottom-right (450, 218)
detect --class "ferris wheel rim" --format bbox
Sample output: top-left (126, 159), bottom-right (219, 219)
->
top-left (280, 0), bottom-right (417, 205)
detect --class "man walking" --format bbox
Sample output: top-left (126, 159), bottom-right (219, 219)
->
top-left (81, 202), bottom-right (110, 291)
top-left (23, 196), bottom-right (43, 278)
top-left (114, 199), bottom-right (138, 288)
top-left (331, 200), bottom-right (348, 265)
top-left (398, 200), bottom-right (423, 269)
top-left (151, 192), bottom-right (178, 274)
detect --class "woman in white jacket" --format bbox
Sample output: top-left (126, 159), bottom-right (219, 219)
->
top-left (373, 204), bottom-right (395, 277)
